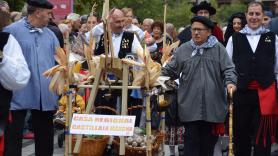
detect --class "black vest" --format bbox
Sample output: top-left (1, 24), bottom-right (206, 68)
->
top-left (95, 31), bottom-right (134, 59)
top-left (0, 32), bottom-right (12, 123)
top-left (232, 32), bottom-right (276, 89)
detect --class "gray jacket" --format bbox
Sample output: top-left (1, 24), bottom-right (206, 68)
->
top-left (162, 42), bottom-right (237, 123)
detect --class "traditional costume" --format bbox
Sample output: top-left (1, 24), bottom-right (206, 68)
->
top-left (3, 0), bottom-right (60, 155)
top-left (87, 23), bottom-right (144, 126)
top-left (226, 26), bottom-right (278, 156)
top-left (162, 16), bottom-right (237, 156)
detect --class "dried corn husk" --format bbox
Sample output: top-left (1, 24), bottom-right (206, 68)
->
top-left (84, 32), bottom-right (96, 76)
top-left (49, 71), bottom-right (61, 92)
top-left (56, 47), bottom-right (68, 66)
top-left (132, 70), bottom-right (145, 86)
top-left (43, 65), bottom-right (61, 77)
top-left (161, 40), bottom-right (180, 64)
top-left (122, 58), bottom-right (145, 67)
top-left (43, 48), bottom-right (69, 95)
top-left (134, 47), bottom-right (162, 87)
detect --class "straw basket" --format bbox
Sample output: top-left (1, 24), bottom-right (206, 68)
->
top-left (72, 136), bottom-right (109, 156)
top-left (113, 133), bottom-right (164, 156)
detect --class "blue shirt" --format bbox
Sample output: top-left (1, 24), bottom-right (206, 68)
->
top-left (4, 18), bottom-right (59, 111)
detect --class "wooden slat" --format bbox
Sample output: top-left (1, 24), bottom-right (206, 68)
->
top-left (119, 64), bottom-right (129, 155)
top-left (73, 68), bottom-right (102, 153)
top-left (68, 91), bottom-right (73, 155)
top-left (78, 85), bottom-right (142, 89)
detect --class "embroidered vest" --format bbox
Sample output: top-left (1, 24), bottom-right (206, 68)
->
top-left (232, 32), bottom-right (276, 89)
top-left (95, 31), bottom-right (134, 59)
top-left (0, 32), bottom-right (12, 123)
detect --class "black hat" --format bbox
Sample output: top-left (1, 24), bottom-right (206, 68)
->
top-left (191, 1), bottom-right (216, 15)
top-left (27, 0), bottom-right (54, 9)
top-left (191, 16), bottom-right (214, 30)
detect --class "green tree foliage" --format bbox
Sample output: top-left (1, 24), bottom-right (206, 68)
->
top-left (216, 1), bottom-right (247, 25)
top-left (6, 0), bottom-right (25, 11)
top-left (167, 1), bottom-right (193, 27)
top-left (74, 0), bottom-right (192, 28)
top-left (7, 0), bottom-right (246, 29)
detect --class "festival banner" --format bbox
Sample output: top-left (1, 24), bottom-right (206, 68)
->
top-left (48, 0), bottom-right (73, 21)
top-left (70, 114), bottom-right (136, 136)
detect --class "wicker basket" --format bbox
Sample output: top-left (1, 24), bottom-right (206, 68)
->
top-left (113, 133), bottom-right (164, 156)
top-left (72, 136), bottom-right (109, 156)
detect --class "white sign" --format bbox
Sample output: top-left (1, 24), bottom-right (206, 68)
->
top-left (70, 114), bottom-right (136, 136)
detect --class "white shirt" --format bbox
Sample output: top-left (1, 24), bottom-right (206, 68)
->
top-left (226, 26), bottom-right (278, 83)
top-left (0, 34), bottom-right (30, 90)
top-left (86, 23), bottom-right (142, 58)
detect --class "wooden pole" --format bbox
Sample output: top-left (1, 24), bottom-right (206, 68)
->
top-left (102, 0), bottom-right (111, 68)
top-left (103, 21), bottom-right (109, 68)
top-left (64, 32), bottom-right (71, 156)
top-left (101, 0), bottom-right (109, 21)
top-left (146, 95), bottom-right (152, 156)
top-left (73, 68), bottom-right (103, 154)
top-left (119, 64), bottom-right (129, 155)
top-left (107, 25), bottom-right (115, 68)
top-left (143, 45), bottom-right (152, 156)
top-left (78, 85), bottom-right (141, 89)
top-left (162, 0), bottom-right (167, 48)
top-left (68, 89), bottom-right (73, 156)
top-left (160, 1), bottom-right (167, 154)
top-left (228, 88), bottom-right (234, 156)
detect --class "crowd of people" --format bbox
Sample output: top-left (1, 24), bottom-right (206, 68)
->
top-left (0, 0), bottom-right (278, 156)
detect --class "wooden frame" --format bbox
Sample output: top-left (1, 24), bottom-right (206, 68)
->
top-left (70, 57), bottom-right (155, 156)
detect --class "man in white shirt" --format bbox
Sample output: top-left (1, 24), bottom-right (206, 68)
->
top-left (89, 8), bottom-right (142, 58)
top-left (86, 9), bottom-right (146, 132)
top-left (226, 2), bottom-right (278, 156)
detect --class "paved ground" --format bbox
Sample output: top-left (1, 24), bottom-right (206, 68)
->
top-left (22, 134), bottom-right (278, 156)
top-left (22, 132), bottom-right (64, 156)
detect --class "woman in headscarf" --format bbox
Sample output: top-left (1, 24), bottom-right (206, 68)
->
top-left (224, 12), bottom-right (246, 46)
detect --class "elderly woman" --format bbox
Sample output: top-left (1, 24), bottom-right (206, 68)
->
top-left (224, 12), bottom-right (246, 46)
top-left (151, 21), bottom-right (172, 64)
top-left (162, 16), bottom-right (237, 156)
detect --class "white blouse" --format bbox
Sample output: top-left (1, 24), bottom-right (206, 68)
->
top-left (0, 34), bottom-right (30, 90)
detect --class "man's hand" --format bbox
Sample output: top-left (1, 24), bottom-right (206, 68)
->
top-left (227, 83), bottom-right (236, 95)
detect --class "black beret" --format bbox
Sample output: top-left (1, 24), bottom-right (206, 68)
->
top-left (27, 0), bottom-right (53, 9)
top-left (191, 16), bottom-right (215, 30)
top-left (191, 1), bottom-right (216, 15)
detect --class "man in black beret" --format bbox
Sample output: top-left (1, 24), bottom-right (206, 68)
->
top-left (3, 0), bottom-right (60, 156)
top-left (162, 16), bottom-right (237, 156)
top-left (26, 0), bottom-right (53, 9)
top-left (178, 1), bottom-right (224, 45)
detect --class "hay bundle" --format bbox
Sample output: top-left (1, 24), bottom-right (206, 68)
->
top-left (133, 47), bottom-right (161, 87)
top-left (160, 40), bottom-right (180, 65)
top-left (43, 47), bottom-right (70, 95)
